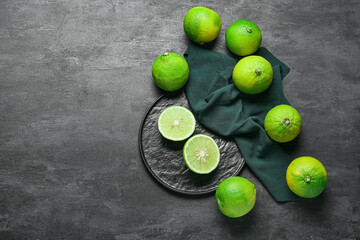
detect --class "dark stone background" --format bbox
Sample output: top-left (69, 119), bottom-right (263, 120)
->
top-left (0, 0), bottom-right (359, 239)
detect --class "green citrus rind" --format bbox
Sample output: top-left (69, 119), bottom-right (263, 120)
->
top-left (264, 104), bottom-right (302, 143)
top-left (286, 156), bottom-right (328, 198)
top-left (225, 19), bottom-right (262, 56)
top-left (152, 52), bottom-right (189, 92)
top-left (183, 6), bottom-right (222, 44)
top-left (232, 55), bottom-right (273, 94)
top-left (215, 177), bottom-right (256, 218)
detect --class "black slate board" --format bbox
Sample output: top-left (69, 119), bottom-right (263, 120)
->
top-left (139, 91), bottom-right (245, 195)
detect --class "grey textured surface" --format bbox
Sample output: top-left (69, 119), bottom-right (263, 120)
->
top-left (0, 0), bottom-right (359, 239)
top-left (140, 91), bottom-right (244, 194)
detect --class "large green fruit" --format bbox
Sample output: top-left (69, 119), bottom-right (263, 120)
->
top-left (152, 52), bottom-right (189, 91)
top-left (226, 19), bottom-right (262, 56)
top-left (183, 6), bottom-right (222, 44)
top-left (286, 156), bottom-right (328, 198)
top-left (232, 56), bottom-right (273, 94)
top-left (264, 104), bottom-right (302, 143)
top-left (215, 177), bottom-right (256, 218)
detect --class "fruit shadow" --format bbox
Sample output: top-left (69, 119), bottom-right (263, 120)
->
top-left (184, 35), bottom-right (220, 52)
top-left (225, 45), bottom-right (268, 62)
top-left (291, 189), bottom-right (328, 212)
top-left (216, 203), bottom-right (257, 235)
top-left (286, 190), bottom-right (329, 224)
top-left (163, 185), bottom-right (214, 199)
top-left (150, 76), bottom-right (165, 95)
top-left (160, 137), bottom-right (221, 199)
top-left (160, 136), bottom-right (186, 151)
top-left (225, 45), bottom-right (242, 61)
top-left (150, 68), bottom-right (188, 94)
top-left (280, 133), bottom-right (302, 155)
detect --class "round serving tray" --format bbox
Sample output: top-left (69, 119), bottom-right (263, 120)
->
top-left (138, 91), bottom-right (245, 195)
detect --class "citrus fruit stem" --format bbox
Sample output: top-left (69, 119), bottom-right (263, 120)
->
top-left (283, 118), bottom-right (290, 126)
top-left (255, 68), bottom-right (262, 75)
top-left (304, 176), bottom-right (311, 183)
top-left (246, 27), bottom-right (252, 33)
top-left (163, 52), bottom-right (169, 56)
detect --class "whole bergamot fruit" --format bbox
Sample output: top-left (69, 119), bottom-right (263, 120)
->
top-left (152, 52), bottom-right (189, 91)
top-left (226, 19), bottom-right (262, 56)
top-left (183, 6), bottom-right (221, 45)
top-left (232, 56), bottom-right (273, 94)
top-left (286, 156), bottom-right (327, 198)
top-left (264, 104), bottom-right (302, 143)
top-left (215, 177), bottom-right (256, 218)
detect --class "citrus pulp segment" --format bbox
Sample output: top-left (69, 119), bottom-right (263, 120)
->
top-left (158, 106), bottom-right (196, 141)
top-left (183, 134), bottom-right (220, 174)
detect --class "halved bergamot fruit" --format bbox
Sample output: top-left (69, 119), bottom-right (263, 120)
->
top-left (158, 105), bottom-right (196, 141)
top-left (183, 134), bottom-right (220, 174)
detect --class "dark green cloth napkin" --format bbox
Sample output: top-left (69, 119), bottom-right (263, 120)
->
top-left (184, 42), bottom-right (299, 202)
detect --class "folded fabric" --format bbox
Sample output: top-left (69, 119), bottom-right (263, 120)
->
top-left (184, 42), bottom-right (299, 202)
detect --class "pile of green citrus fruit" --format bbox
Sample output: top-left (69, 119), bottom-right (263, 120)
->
top-left (151, 6), bottom-right (327, 218)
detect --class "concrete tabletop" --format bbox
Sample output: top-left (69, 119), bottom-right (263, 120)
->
top-left (0, 0), bottom-right (359, 239)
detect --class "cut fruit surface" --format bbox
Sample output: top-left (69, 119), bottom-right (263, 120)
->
top-left (158, 106), bottom-right (196, 141)
top-left (183, 134), bottom-right (220, 174)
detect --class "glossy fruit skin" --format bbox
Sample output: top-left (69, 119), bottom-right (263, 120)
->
top-left (215, 177), bottom-right (256, 218)
top-left (152, 52), bottom-right (189, 91)
top-left (183, 6), bottom-right (222, 44)
top-left (264, 104), bottom-right (302, 143)
top-left (232, 56), bottom-right (273, 94)
top-left (286, 156), bottom-right (328, 198)
top-left (225, 19), bottom-right (262, 56)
